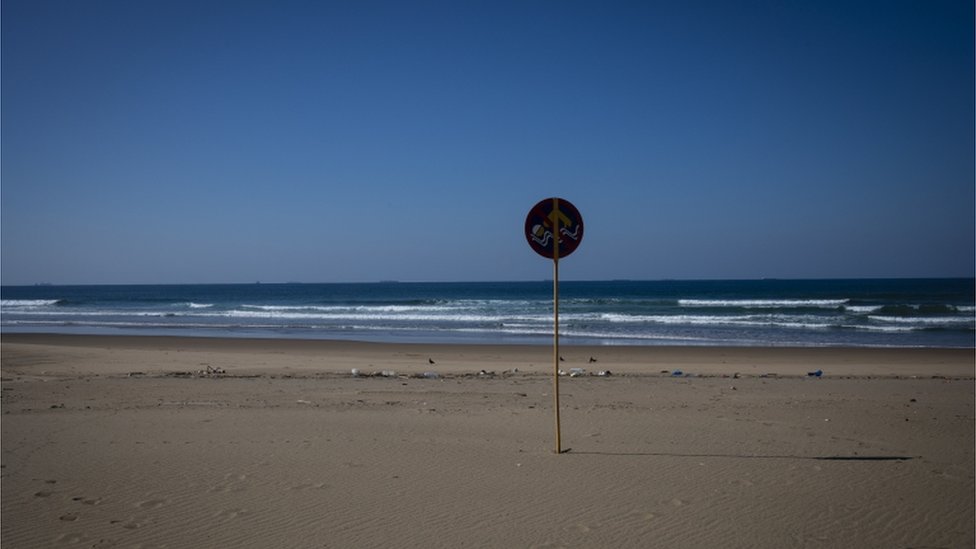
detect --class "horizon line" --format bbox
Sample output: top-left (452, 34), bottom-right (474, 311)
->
top-left (2, 275), bottom-right (974, 287)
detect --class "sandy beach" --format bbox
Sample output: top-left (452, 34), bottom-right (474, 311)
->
top-left (2, 334), bottom-right (973, 548)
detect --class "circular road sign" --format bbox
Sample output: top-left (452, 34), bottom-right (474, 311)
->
top-left (525, 197), bottom-right (584, 259)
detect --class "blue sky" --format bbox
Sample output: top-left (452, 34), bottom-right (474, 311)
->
top-left (2, 0), bottom-right (973, 284)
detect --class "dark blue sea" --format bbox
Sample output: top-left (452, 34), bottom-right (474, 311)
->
top-left (1, 279), bottom-right (973, 348)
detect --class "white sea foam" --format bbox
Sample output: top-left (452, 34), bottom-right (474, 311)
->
top-left (852, 325), bottom-right (916, 333)
top-left (241, 304), bottom-right (458, 313)
top-left (844, 305), bottom-right (884, 314)
top-left (1, 299), bottom-right (61, 308)
top-left (678, 299), bottom-right (849, 308)
top-left (218, 309), bottom-right (515, 323)
top-left (868, 316), bottom-right (974, 326)
top-left (242, 304), bottom-right (346, 312)
top-left (598, 312), bottom-right (840, 328)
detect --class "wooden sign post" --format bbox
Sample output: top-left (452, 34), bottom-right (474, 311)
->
top-left (524, 197), bottom-right (584, 453)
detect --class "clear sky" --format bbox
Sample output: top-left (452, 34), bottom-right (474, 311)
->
top-left (2, 0), bottom-right (973, 284)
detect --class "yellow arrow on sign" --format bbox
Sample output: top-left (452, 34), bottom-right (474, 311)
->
top-left (547, 204), bottom-right (572, 229)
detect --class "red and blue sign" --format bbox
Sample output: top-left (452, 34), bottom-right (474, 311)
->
top-left (524, 197), bottom-right (584, 260)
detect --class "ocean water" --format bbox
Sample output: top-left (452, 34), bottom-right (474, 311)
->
top-left (1, 279), bottom-right (973, 348)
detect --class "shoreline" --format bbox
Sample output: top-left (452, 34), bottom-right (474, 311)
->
top-left (2, 332), bottom-right (974, 379)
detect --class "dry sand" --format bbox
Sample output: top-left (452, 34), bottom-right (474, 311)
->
top-left (2, 334), bottom-right (973, 548)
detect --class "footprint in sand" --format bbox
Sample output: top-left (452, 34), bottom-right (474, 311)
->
top-left (626, 509), bottom-right (659, 521)
top-left (209, 473), bottom-right (249, 493)
top-left (59, 513), bottom-right (79, 522)
top-left (72, 496), bottom-right (102, 505)
top-left (213, 507), bottom-right (248, 519)
top-left (290, 482), bottom-right (328, 491)
top-left (55, 533), bottom-right (89, 543)
top-left (135, 498), bottom-right (167, 510)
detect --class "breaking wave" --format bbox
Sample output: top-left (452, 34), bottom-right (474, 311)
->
top-left (2, 280), bottom-right (972, 347)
